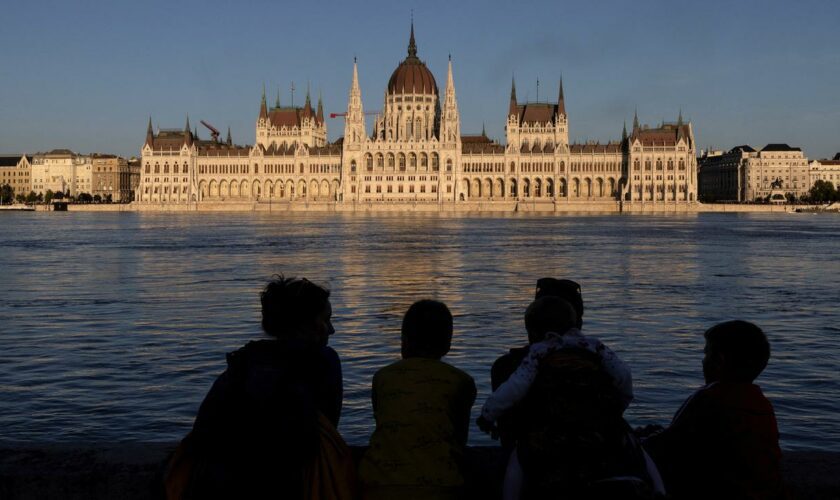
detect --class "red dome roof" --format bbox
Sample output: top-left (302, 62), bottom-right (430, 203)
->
top-left (387, 24), bottom-right (438, 96)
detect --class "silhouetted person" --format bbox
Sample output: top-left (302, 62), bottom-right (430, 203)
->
top-left (174, 276), bottom-right (347, 499)
top-left (644, 321), bottom-right (786, 499)
top-left (490, 278), bottom-right (633, 449)
top-left (479, 296), bottom-right (656, 499)
top-left (359, 300), bottom-right (477, 500)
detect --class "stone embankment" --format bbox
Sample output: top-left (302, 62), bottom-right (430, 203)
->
top-left (0, 444), bottom-right (837, 499)
top-left (31, 201), bottom-right (830, 213)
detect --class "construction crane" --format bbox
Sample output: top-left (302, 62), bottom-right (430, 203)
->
top-left (200, 120), bottom-right (221, 142)
top-left (329, 111), bottom-right (379, 119)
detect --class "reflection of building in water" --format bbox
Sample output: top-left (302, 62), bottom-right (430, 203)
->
top-left (137, 24), bottom-right (697, 206)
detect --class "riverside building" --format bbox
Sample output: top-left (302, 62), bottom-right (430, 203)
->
top-left (31, 149), bottom-right (93, 196)
top-left (137, 26), bottom-right (698, 207)
top-left (699, 144), bottom-right (810, 202)
top-left (0, 154), bottom-right (32, 197)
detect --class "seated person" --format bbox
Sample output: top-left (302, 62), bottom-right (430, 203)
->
top-left (178, 276), bottom-right (346, 499)
top-left (491, 278), bottom-right (633, 450)
top-left (359, 300), bottom-right (477, 500)
top-left (644, 321), bottom-right (786, 499)
top-left (479, 297), bottom-right (658, 499)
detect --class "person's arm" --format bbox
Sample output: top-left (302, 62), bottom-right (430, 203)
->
top-left (481, 342), bottom-right (547, 422)
top-left (319, 346), bottom-right (343, 427)
top-left (643, 387), bottom-right (708, 483)
top-left (455, 376), bottom-right (477, 446)
top-left (593, 341), bottom-right (634, 410)
top-left (192, 370), bottom-right (234, 437)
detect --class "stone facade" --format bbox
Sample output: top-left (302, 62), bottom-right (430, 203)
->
top-left (809, 159), bottom-right (840, 188)
top-left (0, 154), bottom-right (32, 198)
top-left (91, 154), bottom-right (131, 202)
top-left (137, 26), bottom-right (697, 206)
top-left (699, 144), bottom-right (812, 202)
top-left (31, 149), bottom-right (93, 196)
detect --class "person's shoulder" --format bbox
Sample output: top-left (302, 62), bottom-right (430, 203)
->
top-left (491, 346), bottom-right (529, 383)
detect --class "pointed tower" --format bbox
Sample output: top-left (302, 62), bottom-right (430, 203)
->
top-left (275, 87), bottom-right (281, 108)
top-left (677, 109), bottom-right (683, 127)
top-left (316, 92), bottom-right (324, 125)
top-left (145, 117), bottom-right (154, 148)
top-left (344, 58), bottom-right (366, 144)
top-left (303, 85), bottom-right (312, 119)
top-left (226, 127), bottom-right (232, 146)
top-left (509, 77), bottom-right (518, 117)
top-left (622, 121), bottom-right (628, 142)
top-left (633, 108), bottom-right (640, 131)
top-left (184, 116), bottom-right (192, 146)
top-left (259, 85), bottom-right (268, 120)
top-left (557, 77), bottom-right (566, 116)
top-left (441, 55), bottom-right (460, 143)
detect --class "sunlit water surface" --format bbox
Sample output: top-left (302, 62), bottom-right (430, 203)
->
top-left (0, 212), bottom-right (838, 450)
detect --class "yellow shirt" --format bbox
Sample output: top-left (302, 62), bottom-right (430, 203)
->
top-left (359, 357), bottom-right (476, 495)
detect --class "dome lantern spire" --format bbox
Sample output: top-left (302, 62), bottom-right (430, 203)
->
top-left (408, 18), bottom-right (417, 58)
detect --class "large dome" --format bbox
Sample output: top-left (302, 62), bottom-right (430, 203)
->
top-left (387, 25), bottom-right (438, 96)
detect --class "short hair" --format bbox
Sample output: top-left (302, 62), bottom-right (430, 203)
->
top-left (525, 296), bottom-right (578, 339)
top-left (535, 278), bottom-right (583, 327)
top-left (401, 300), bottom-right (453, 359)
top-left (260, 275), bottom-right (330, 338)
top-left (704, 320), bottom-right (770, 383)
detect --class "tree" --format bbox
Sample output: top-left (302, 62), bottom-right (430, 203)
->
top-left (78, 192), bottom-right (93, 203)
top-left (105, 194), bottom-right (113, 203)
top-left (26, 191), bottom-right (37, 203)
top-left (93, 194), bottom-right (102, 203)
top-left (0, 184), bottom-right (13, 204)
top-left (15, 193), bottom-right (25, 204)
top-left (808, 180), bottom-right (837, 203)
top-left (45, 190), bottom-right (55, 203)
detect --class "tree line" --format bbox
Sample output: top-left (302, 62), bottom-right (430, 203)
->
top-left (0, 185), bottom-right (116, 205)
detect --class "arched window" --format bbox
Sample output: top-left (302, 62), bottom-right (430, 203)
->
top-left (446, 159), bottom-right (453, 172)
top-left (406, 119), bottom-right (413, 139)
top-left (409, 153), bottom-right (416, 169)
top-left (387, 153), bottom-right (395, 170)
top-left (431, 153), bottom-right (439, 171)
top-left (350, 160), bottom-right (357, 172)
top-left (399, 153), bottom-right (406, 171)
top-left (145, 164), bottom-right (150, 173)
top-left (415, 117), bottom-right (422, 141)
top-left (420, 153), bottom-right (428, 170)
top-left (510, 162), bottom-right (516, 173)
top-left (365, 154), bottom-right (373, 171)
top-left (154, 163), bottom-right (160, 173)
top-left (376, 153), bottom-right (384, 169)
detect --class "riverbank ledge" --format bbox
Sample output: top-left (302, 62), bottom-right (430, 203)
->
top-left (0, 444), bottom-right (837, 499)
top-left (26, 201), bottom-right (835, 213)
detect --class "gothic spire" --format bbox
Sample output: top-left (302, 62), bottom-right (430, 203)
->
top-left (275, 86), bottom-right (281, 108)
top-left (677, 108), bottom-right (683, 126)
top-left (226, 126), bottom-right (232, 146)
top-left (509, 76), bottom-right (518, 117)
top-left (408, 19), bottom-right (417, 58)
top-left (622, 121), bottom-right (628, 142)
top-left (557, 76), bottom-right (566, 116)
top-left (259, 84), bottom-right (268, 120)
top-left (145, 117), bottom-right (154, 147)
top-left (184, 115), bottom-right (192, 146)
top-left (482, 121), bottom-right (486, 137)
top-left (316, 91), bottom-right (324, 124)
top-left (633, 108), bottom-right (639, 131)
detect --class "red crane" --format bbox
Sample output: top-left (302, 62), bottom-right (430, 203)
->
top-left (329, 111), bottom-right (380, 119)
top-left (200, 120), bottom-right (221, 142)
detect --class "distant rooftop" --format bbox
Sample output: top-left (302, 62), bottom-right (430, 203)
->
top-left (761, 143), bottom-right (801, 152)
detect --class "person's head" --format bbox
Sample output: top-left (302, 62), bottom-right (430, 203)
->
top-left (260, 275), bottom-right (333, 346)
top-left (401, 300), bottom-right (453, 359)
top-left (535, 278), bottom-right (584, 328)
top-left (525, 296), bottom-right (578, 344)
top-left (703, 320), bottom-right (770, 384)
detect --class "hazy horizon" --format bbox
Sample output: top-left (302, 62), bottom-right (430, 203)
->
top-left (1, 0), bottom-right (838, 159)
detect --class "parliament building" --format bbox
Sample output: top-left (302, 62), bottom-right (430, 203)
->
top-left (137, 26), bottom-right (698, 207)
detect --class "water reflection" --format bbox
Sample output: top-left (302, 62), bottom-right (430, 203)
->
top-left (0, 212), bottom-right (837, 451)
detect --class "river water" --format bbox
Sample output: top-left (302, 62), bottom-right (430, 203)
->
top-left (0, 212), bottom-right (838, 450)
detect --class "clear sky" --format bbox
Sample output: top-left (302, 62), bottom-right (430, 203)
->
top-left (1, 0), bottom-right (838, 159)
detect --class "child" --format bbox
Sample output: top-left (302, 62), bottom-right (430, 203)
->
top-left (359, 300), bottom-right (477, 500)
top-left (478, 296), bottom-right (659, 499)
top-left (644, 320), bottom-right (786, 499)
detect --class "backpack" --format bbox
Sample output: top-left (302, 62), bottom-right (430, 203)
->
top-left (516, 348), bottom-right (654, 499)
